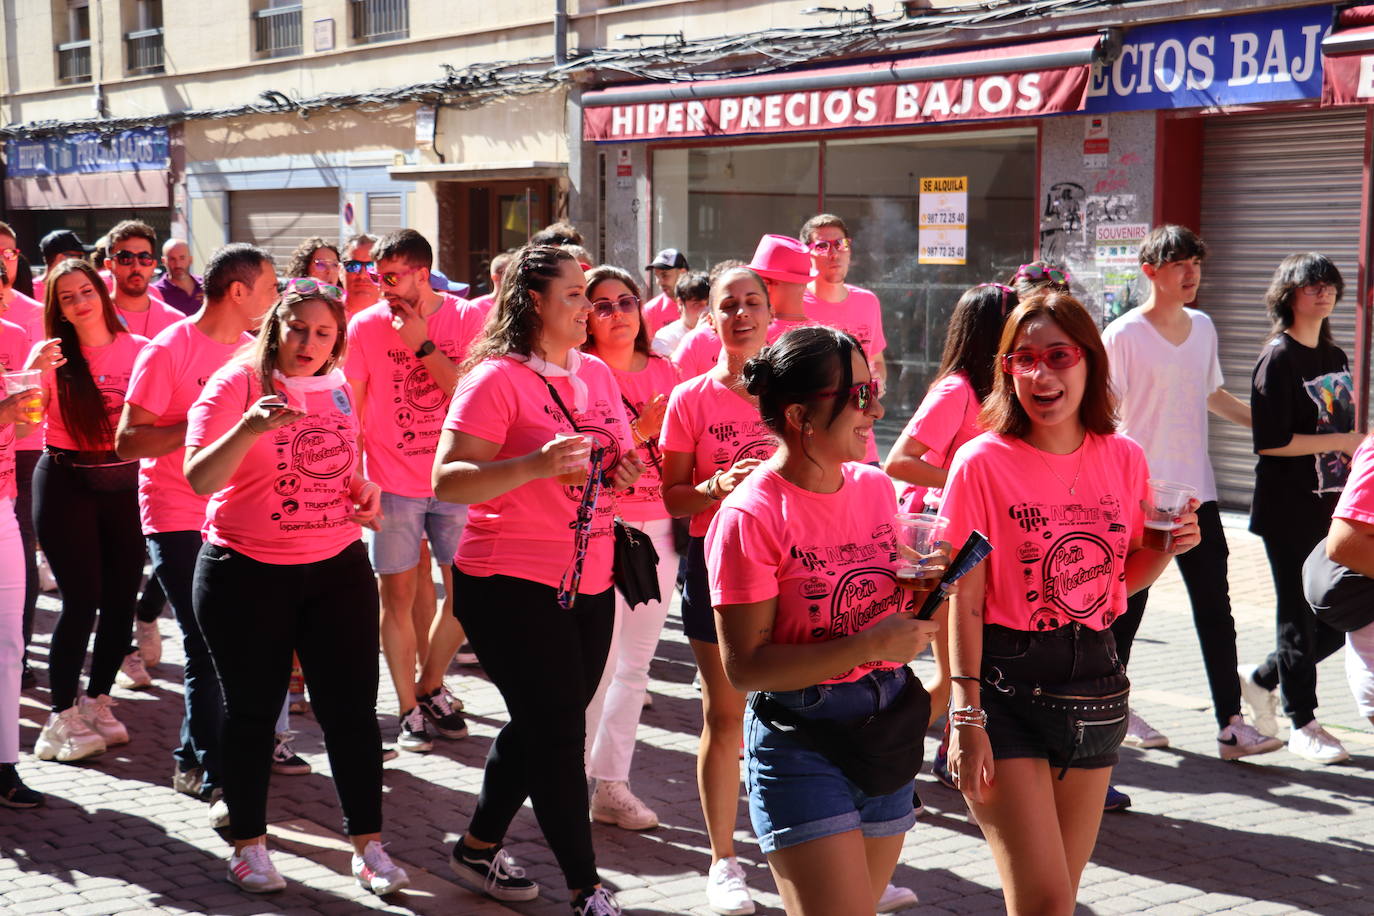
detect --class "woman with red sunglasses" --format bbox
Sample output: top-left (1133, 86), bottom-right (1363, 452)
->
top-left (940, 292), bottom-right (1199, 914)
top-left (707, 325), bottom-right (939, 914)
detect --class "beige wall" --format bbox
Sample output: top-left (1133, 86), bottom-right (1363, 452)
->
top-left (184, 106), bottom-right (418, 163)
top-left (435, 92), bottom-right (568, 166)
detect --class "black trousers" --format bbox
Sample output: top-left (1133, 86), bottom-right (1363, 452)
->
top-left (33, 454), bottom-right (144, 711)
top-left (194, 540), bottom-right (382, 840)
top-left (453, 569), bottom-right (614, 890)
top-left (1110, 502), bottom-right (1240, 728)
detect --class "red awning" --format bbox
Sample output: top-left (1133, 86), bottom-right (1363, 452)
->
top-left (583, 33), bottom-right (1110, 142)
top-left (1323, 5), bottom-right (1374, 106)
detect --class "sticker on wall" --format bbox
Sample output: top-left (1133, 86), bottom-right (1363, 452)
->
top-left (1095, 223), bottom-right (1149, 322)
top-left (1083, 116), bottom-right (1109, 170)
top-left (616, 148), bottom-right (633, 189)
top-left (917, 176), bottom-right (967, 265)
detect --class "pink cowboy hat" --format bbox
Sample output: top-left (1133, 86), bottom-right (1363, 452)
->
top-left (748, 234), bottom-right (815, 285)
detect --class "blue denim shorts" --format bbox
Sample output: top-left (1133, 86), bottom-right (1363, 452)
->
top-left (367, 492), bottom-right (468, 575)
top-left (745, 666), bottom-right (918, 854)
top-left (680, 535), bottom-right (717, 643)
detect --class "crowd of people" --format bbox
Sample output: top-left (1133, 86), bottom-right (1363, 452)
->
top-left (0, 210), bottom-right (1368, 916)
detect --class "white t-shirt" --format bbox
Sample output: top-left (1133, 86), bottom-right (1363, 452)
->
top-left (652, 319), bottom-right (688, 358)
top-left (1102, 306), bottom-right (1225, 503)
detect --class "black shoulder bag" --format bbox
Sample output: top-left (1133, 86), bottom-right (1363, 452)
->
top-left (614, 394), bottom-right (662, 610)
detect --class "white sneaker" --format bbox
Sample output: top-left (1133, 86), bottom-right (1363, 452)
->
top-left (209, 795), bottom-right (231, 830)
top-left (34, 706), bottom-right (106, 762)
top-left (591, 779), bottom-right (659, 830)
top-left (352, 839), bottom-right (410, 895)
top-left (1122, 709), bottom-right (1169, 749)
top-left (115, 651), bottom-right (152, 689)
top-left (877, 883), bottom-right (919, 912)
top-left (706, 856), bottom-right (755, 915)
top-left (1237, 664), bottom-right (1280, 737)
top-left (1217, 714), bottom-right (1284, 760)
top-left (79, 695), bottom-right (129, 746)
top-left (227, 844), bottom-right (285, 893)
top-left (1288, 720), bottom-right (1350, 764)
top-left (135, 619), bottom-right (162, 667)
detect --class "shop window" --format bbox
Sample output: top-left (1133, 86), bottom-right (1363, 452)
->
top-left (350, 0), bottom-right (408, 44)
top-left (125, 0), bottom-right (163, 74)
top-left (56, 0), bottom-right (92, 84)
top-left (254, 0), bottom-right (302, 58)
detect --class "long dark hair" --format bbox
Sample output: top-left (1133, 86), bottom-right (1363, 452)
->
top-left (463, 245), bottom-right (577, 371)
top-left (248, 290), bottom-right (348, 396)
top-left (584, 265), bottom-right (651, 357)
top-left (935, 283), bottom-right (1017, 401)
top-left (1264, 252), bottom-right (1343, 347)
top-left (980, 292), bottom-right (1117, 439)
top-left (43, 259), bottom-right (127, 450)
top-left (744, 325), bottom-right (864, 436)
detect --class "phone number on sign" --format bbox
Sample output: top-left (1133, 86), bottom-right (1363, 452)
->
top-left (921, 246), bottom-right (965, 258)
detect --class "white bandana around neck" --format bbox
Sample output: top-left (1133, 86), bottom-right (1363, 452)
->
top-left (512, 350), bottom-right (589, 413)
top-left (272, 368), bottom-right (348, 400)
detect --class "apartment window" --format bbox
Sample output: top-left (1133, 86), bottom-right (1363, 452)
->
top-left (57, 0), bottom-right (92, 84)
top-left (126, 0), bottom-right (164, 74)
top-left (351, 0), bottom-right (408, 44)
top-left (254, 0), bottom-right (303, 58)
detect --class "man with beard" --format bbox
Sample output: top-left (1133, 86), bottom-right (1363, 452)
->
top-left (106, 221), bottom-right (183, 339)
top-left (151, 239), bottom-right (204, 316)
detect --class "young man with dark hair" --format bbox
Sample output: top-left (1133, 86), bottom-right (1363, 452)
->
top-left (106, 220), bottom-right (182, 339)
top-left (470, 250), bottom-right (513, 318)
top-left (652, 271), bottom-right (710, 358)
top-left (1101, 224), bottom-right (1281, 770)
top-left (643, 248), bottom-right (690, 336)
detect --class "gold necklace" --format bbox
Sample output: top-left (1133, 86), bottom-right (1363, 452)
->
top-left (1027, 436), bottom-right (1087, 496)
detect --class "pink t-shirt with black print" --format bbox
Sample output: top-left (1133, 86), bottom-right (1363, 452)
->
top-left (659, 373), bottom-right (777, 538)
top-left (609, 355), bottom-right (679, 522)
top-left (0, 318), bottom-right (30, 498)
top-left (117, 298), bottom-right (185, 339)
top-left (444, 355), bottom-right (632, 593)
top-left (186, 364), bottom-right (362, 565)
top-left (707, 462), bottom-right (911, 684)
top-left (898, 371), bottom-right (983, 511)
top-left (42, 332), bottom-right (149, 451)
top-left (940, 431), bottom-right (1148, 632)
top-left (671, 317), bottom-right (817, 382)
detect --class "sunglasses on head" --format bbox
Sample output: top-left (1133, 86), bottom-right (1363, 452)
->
top-left (1013, 263), bottom-right (1071, 286)
top-left (1001, 345), bottom-right (1084, 375)
top-left (591, 294), bottom-right (640, 319)
top-left (809, 238), bottom-right (852, 255)
top-left (816, 380), bottom-right (877, 411)
top-left (112, 250), bottom-right (157, 267)
top-left (283, 277), bottom-right (342, 302)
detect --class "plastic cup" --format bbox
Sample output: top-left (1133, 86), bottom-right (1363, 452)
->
top-left (1143, 479), bottom-right (1196, 552)
top-left (554, 433), bottom-right (591, 486)
top-left (895, 513), bottom-right (949, 596)
top-left (3, 370), bottom-right (41, 425)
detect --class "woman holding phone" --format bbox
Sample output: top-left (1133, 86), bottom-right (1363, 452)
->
top-left (185, 278), bottom-right (404, 897)
top-left (941, 292), bottom-right (1199, 915)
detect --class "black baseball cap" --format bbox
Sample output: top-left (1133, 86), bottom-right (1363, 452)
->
top-left (646, 248), bottom-right (689, 270)
top-left (40, 229), bottom-right (91, 262)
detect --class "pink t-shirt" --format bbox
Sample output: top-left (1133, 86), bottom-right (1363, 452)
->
top-left (1334, 435), bottom-right (1374, 524)
top-left (671, 316), bottom-right (816, 381)
top-left (444, 355), bottom-right (632, 592)
top-left (0, 319), bottom-right (30, 498)
top-left (609, 355), bottom-right (679, 522)
top-left (345, 295), bottom-right (486, 497)
top-left (469, 293), bottom-right (496, 319)
top-left (186, 363), bottom-right (362, 565)
top-left (642, 292), bottom-right (679, 336)
top-left (126, 320), bottom-right (249, 535)
top-left (802, 285), bottom-right (887, 358)
top-left (6, 292), bottom-right (46, 452)
top-left (898, 371), bottom-right (983, 511)
top-left (42, 332), bottom-right (149, 451)
top-left (941, 432), bottom-right (1148, 632)
top-left (117, 298), bottom-right (184, 339)
top-left (707, 462), bottom-right (910, 684)
top-left (660, 373), bottom-right (777, 538)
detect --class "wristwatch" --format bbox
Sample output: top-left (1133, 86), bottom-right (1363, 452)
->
top-left (414, 339), bottom-right (436, 359)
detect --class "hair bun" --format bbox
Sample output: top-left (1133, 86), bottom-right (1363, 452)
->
top-left (742, 352), bottom-right (775, 396)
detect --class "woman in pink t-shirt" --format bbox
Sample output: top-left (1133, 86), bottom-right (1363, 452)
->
top-left (32, 260), bottom-right (149, 766)
top-left (659, 265), bottom-right (775, 914)
top-left (183, 281), bottom-right (405, 897)
top-left (433, 246), bottom-right (641, 915)
top-left (708, 326), bottom-right (939, 913)
top-left (579, 265), bottom-right (681, 833)
top-left (942, 292), bottom-right (1200, 914)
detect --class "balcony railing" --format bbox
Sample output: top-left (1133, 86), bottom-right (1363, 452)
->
top-left (351, 0), bottom-right (408, 44)
top-left (254, 5), bottom-right (302, 58)
top-left (57, 39), bottom-right (92, 84)
top-left (126, 28), bottom-right (164, 74)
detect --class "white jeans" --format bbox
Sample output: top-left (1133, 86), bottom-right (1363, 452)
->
top-left (1345, 621), bottom-right (1374, 719)
top-left (0, 500), bottom-right (26, 762)
top-left (586, 518), bottom-right (677, 783)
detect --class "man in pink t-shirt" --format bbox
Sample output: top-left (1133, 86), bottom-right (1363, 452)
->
top-left (115, 243), bottom-right (279, 804)
top-left (106, 220), bottom-right (183, 339)
top-left (468, 250), bottom-right (513, 320)
top-left (348, 229), bottom-right (482, 752)
top-left (643, 248), bottom-right (689, 336)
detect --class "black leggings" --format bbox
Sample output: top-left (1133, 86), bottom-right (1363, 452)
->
top-left (194, 540), bottom-right (382, 840)
top-left (453, 569), bottom-right (614, 890)
top-left (33, 454), bottom-right (144, 711)
top-left (15, 449), bottom-right (39, 664)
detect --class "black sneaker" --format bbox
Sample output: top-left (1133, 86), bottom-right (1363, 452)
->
top-left (572, 886), bottom-right (623, 915)
top-left (397, 707), bottom-right (433, 753)
top-left (20, 665), bottom-right (35, 689)
top-left (449, 840), bottom-right (539, 902)
top-left (0, 763), bottom-right (43, 808)
top-left (416, 686), bottom-right (469, 739)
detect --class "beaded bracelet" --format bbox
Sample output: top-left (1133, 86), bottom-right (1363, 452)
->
top-left (949, 675), bottom-right (982, 683)
top-left (949, 705), bottom-right (988, 729)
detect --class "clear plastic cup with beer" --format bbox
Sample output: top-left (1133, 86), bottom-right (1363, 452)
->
top-left (3, 370), bottom-right (42, 425)
top-left (554, 433), bottom-right (592, 486)
top-left (1143, 479), bottom-right (1196, 552)
top-left (895, 513), bottom-right (949, 602)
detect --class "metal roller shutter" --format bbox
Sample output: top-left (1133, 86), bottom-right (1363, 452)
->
top-left (367, 193), bottom-right (403, 236)
top-left (1200, 108), bottom-right (1365, 510)
top-left (229, 188), bottom-right (340, 272)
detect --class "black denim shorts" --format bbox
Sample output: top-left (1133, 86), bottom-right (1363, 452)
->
top-left (979, 623), bottom-right (1126, 771)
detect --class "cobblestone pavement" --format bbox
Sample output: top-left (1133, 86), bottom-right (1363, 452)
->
top-left (1, 515), bottom-right (1370, 915)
